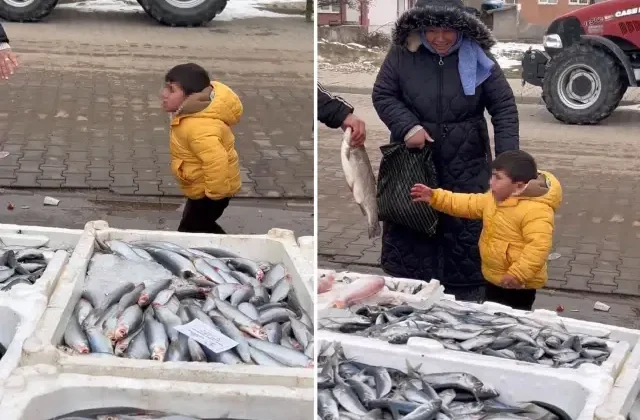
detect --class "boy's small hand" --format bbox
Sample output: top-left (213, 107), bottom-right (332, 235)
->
top-left (501, 274), bottom-right (524, 289)
top-left (410, 184), bottom-right (433, 203)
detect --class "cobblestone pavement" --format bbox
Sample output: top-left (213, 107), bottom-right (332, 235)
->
top-left (318, 90), bottom-right (640, 297)
top-left (319, 68), bottom-right (640, 105)
top-left (0, 11), bottom-right (313, 198)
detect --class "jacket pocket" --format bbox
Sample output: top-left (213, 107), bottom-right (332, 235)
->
top-left (171, 159), bottom-right (188, 183)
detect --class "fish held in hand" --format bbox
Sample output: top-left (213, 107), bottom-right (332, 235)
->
top-left (341, 128), bottom-right (381, 239)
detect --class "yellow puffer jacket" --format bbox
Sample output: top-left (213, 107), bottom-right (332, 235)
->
top-left (430, 171), bottom-right (563, 289)
top-left (169, 81), bottom-right (243, 200)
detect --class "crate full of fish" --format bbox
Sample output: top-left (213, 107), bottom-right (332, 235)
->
top-left (317, 332), bottom-right (613, 420)
top-left (318, 291), bottom-right (629, 377)
top-left (0, 224), bottom-right (83, 297)
top-left (21, 221), bottom-right (314, 389)
top-left (0, 364), bottom-right (313, 420)
top-left (0, 291), bottom-right (50, 401)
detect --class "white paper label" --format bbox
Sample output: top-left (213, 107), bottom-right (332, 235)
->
top-left (174, 319), bottom-right (238, 353)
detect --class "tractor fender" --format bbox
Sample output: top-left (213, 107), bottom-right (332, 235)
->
top-left (580, 35), bottom-right (637, 87)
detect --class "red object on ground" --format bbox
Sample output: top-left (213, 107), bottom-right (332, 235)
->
top-left (7, 203), bottom-right (14, 210)
top-left (556, 305), bottom-right (564, 313)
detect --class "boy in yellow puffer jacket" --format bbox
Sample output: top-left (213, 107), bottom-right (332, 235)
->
top-left (161, 63), bottom-right (243, 234)
top-left (411, 150), bottom-right (562, 311)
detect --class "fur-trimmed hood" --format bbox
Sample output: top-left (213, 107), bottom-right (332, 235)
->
top-left (392, 0), bottom-right (496, 52)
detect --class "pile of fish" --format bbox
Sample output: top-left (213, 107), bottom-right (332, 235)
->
top-left (61, 239), bottom-right (314, 367)
top-left (0, 247), bottom-right (57, 291)
top-left (55, 409), bottom-right (240, 419)
top-left (321, 299), bottom-right (613, 368)
top-left (317, 341), bottom-right (572, 420)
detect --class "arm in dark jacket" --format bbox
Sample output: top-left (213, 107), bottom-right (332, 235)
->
top-left (481, 63), bottom-right (519, 156)
top-left (317, 82), bottom-right (354, 129)
top-left (372, 45), bottom-right (421, 142)
top-left (0, 23), bottom-right (8, 43)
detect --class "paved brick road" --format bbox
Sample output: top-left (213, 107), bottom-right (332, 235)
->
top-left (0, 11), bottom-right (313, 198)
top-left (319, 91), bottom-right (640, 297)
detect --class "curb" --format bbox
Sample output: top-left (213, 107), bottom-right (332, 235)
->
top-left (323, 85), bottom-right (637, 107)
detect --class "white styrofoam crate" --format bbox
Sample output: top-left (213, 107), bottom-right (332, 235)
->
top-left (0, 224), bottom-right (83, 298)
top-left (0, 364), bottom-right (313, 420)
top-left (317, 271), bottom-right (628, 379)
top-left (318, 330), bottom-right (613, 420)
top-left (21, 220), bottom-right (313, 388)
top-left (0, 292), bottom-right (48, 401)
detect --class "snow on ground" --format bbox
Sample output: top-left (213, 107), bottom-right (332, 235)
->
top-left (58, 0), bottom-right (303, 20)
top-left (491, 42), bottom-right (543, 70)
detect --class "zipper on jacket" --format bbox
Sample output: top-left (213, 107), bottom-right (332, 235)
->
top-left (437, 55), bottom-right (444, 137)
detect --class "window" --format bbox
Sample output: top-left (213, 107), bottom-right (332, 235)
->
top-left (538, 0), bottom-right (558, 4)
top-left (568, 0), bottom-right (589, 4)
top-left (504, 0), bottom-right (517, 4)
top-left (318, 1), bottom-right (340, 13)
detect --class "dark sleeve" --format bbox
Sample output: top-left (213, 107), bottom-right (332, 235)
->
top-left (0, 23), bottom-right (8, 43)
top-left (481, 62), bottom-right (519, 156)
top-left (317, 82), bottom-right (353, 129)
top-left (372, 45), bottom-right (421, 142)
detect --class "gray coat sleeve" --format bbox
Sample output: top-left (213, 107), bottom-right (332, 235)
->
top-left (372, 46), bottom-right (421, 142)
top-left (0, 23), bottom-right (8, 43)
top-left (481, 63), bottom-right (519, 156)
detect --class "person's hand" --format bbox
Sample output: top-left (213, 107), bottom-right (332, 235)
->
top-left (342, 113), bottom-right (366, 147)
top-left (0, 48), bottom-right (18, 80)
top-left (410, 183), bottom-right (434, 203)
top-left (405, 128), bottom-right (433, 149)
top-left (501, 274), bottom-right (524, 289)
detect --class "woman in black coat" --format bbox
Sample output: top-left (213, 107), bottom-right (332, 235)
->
top-left (372, 0), bottom-right (519, 301)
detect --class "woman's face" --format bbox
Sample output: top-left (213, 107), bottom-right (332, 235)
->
top-left (425, 27), bottom-right (458, 55)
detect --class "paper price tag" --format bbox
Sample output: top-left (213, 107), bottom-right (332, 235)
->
top-left (174, 319), bottom-right (238, 353)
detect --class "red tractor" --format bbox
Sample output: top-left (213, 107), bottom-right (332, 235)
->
top-left (521, 0), bottom-right (640, 124)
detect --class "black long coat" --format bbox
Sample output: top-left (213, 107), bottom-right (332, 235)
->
top-left (372, 0), bottom-right (519, 289)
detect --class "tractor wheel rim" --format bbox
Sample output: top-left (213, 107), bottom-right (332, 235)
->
top-left (3, 0), bottom-right (37, 8)
top-left (163, 0), bottom-right (207, 9)
top-left (557, 63), bottom-right (602, 110)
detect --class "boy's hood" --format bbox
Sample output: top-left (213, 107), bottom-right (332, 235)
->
top-left (172, 81), bottom-right (242, 127)
top-left (516, 171), bottom-right (562, 210)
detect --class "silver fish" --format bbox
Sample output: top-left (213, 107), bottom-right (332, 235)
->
top-left (211, 315), bottom-right (251, 363)
top-left (340, 128), bottom-right (381, 238)
top-left (246, 338), bottom-right (313, 368)
top-left (139, 278), bottom-right (172, 307)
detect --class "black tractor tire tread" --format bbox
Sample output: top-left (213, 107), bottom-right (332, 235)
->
top-left (138, 0), bottom-right (226, 26)
top-left (542, 43), bottom-right (625, 125)
top-left (0, 0), bottom-right (57, 22)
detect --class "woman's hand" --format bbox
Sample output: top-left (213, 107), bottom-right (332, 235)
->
top-left (0, 48), bottom-right (18, 80)
top-left (410, 183), bottom-right (433, 203)
top-left (405, 128), bottom-right (433, 149)
top-left (342, 113), bottom-right (366, 147)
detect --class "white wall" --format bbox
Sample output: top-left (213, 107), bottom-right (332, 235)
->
top-left (367, 0), bottom-right (400, 35)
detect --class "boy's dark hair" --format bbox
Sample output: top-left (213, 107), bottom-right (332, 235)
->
top-left (492, 150), bottom-right (537, 183)
top-left (165, 63), bottom-right (211, 96)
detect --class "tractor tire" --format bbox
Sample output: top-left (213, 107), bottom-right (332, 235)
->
top-left (0, 0), bottom-right (57, 22)
top-left (136, 0), bottom-right (153, 17)
top-left (542, 43), bottom-right (626, 125)
top-left (137, 0), bottom-right (226, 26)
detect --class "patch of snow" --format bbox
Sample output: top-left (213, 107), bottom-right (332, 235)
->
top-left (217, 0), bottom-right (302, 20)
top-left (58, 0), bottom-right (142, 13)
top-left (491, 42), bottom-right (543, 70)
top-left (318, 59), bottom-right (379, 74)
top-left (58, 0), bottom-right (302, 19)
